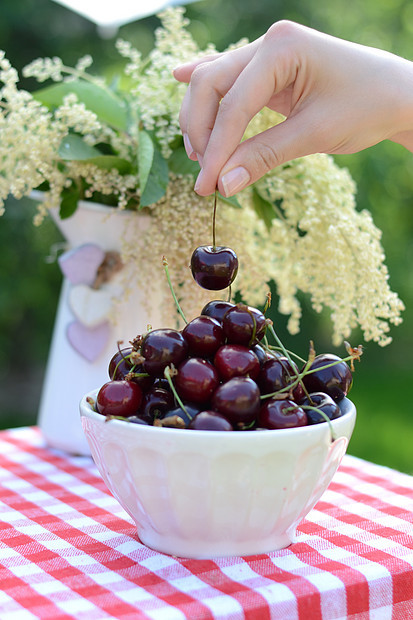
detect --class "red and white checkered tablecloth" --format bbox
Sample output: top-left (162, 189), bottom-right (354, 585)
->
top-left (0, 427), bottom-right (412, 620)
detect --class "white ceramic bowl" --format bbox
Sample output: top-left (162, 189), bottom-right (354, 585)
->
top-left (80, 390), bottom-right (356, 558)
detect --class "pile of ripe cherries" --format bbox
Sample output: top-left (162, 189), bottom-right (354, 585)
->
top-left (95, 240), bottom-right (353, 431)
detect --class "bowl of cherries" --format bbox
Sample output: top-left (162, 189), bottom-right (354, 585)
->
top-left (80, 205), bottom-right (359, 558)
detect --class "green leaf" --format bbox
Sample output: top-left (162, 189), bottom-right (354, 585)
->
top-left (59, 184), bottom-right (80, 219)
top-left (138, 130), bottom-right (154, 194)
top-left (217, 192), bottom-right (242, 208)
top-left (252, 189), bottom-right (277, 230)
top-left (58, 134), bottom-right (101, 160)
top-left (58, 136), bottom-right (132, 173)
top-left (168, 147), bottom-right (201, 177)
top-left (140, 147), bottom-right (169, 207)
top-left (34, 80), bottom-right (128, 131)
top-left (83, 155), bottom-right (132, 174)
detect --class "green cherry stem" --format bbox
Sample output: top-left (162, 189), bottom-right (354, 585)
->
top-left (267, 322), bottom-right (310, 397)
top-left (162, 256), bottom-right (188, 324)
top-left (164, 366), bottom-right (191, 419)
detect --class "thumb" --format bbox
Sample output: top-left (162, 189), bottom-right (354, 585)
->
top-left (217, 112), bottom-right (321, 197)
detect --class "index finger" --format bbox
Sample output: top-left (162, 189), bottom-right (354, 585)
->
top-left (180, 40), bottom-right (263, 166)
top-left (193, 33), bottom-right (301, 195)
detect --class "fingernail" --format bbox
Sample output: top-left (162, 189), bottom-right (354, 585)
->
top-left (194, 168), bottom-right (204, 193)
top-left (221, 166), bottom-right (250, 197)
top-left (196, 153), bottom-right (203, 167)
top-left (183, 133), bottom-right (194, 158)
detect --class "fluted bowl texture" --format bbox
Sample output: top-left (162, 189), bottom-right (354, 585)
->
top-left (80, 389), bottom-right (356, 559)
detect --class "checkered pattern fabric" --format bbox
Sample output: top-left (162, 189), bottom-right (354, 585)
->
top-left (0, 427), bottom-right (412, 619)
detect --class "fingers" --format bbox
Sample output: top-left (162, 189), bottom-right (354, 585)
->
top-left (176, 39), bottom-right (263, 161)
top-left (191, 30), bottom-right (303, 195)
top-left (173, 52), bottom-right (223, 83)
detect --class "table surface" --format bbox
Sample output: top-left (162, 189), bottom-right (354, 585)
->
top-left (0, 427), bottom-right (412, 620)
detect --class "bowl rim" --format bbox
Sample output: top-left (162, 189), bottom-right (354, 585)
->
top-left (80, 388), bottom-right (356, 441)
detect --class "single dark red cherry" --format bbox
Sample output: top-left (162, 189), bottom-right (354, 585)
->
top-left (257, 356), bottom-right (303, 401)
top-left (302, 354), bottom-right (353, 402)
top-left (108, 347), bottom-right (132, 379)
top-left (299, 392), bottom-right (341, 424)
top-left (222, 304), bottom-right (267, 346)
top-left (258, 398), bottom-right (308, 429)
top-left (182, 315), bottom-right (225, 357)
top-left (191, 245), bottom-right (238, 290)
top-left (141, 328), bottom-right (188, 377)
top-left (96, 380), bottom-right (142, 417)
top-left (108, 347), bottom-right (153, 391)
top-left (214, 344), bottom-right (260, 381)
top-left (201, 300), bottom-right (235, 323)
top-left (188, 411), bottom-right (233, 431)
top-left (139, 387), bottom-right (174, 424)
top-left (212, 376), bottom-right (260, 426)
top-left (175, 357), bottom-right (219, 403)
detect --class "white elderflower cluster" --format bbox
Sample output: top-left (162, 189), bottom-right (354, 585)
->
top-left (0, 54), bottom-right (67, 215)
top-left (118, 8), bottom-right (213, 156)
top-left (254, 153), bottom-right (405, 345)
top-left (54, 94), bottom-right (102, 142)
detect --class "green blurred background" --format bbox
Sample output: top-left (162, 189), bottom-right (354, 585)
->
top-left (1, 0), bottom-right (412, 473)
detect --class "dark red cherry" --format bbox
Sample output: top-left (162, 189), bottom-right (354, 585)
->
top-left (108, 347), bottom-right (154, 391)
top-left (191, 245), bottom-right (238, 290)
top-left (258, 398), bottom-right (308, 429)
top-left (108, 347), bottom-right (132, 379)
top-left (212, 377), bottom-right (260, 426)
top-left (201, 300), bottom-right (235, 323)
top-left (214, 344), bottom-right (260, 381)
top-left (302, 354), bottom-right (353, 402)
top-left (252, 343), bottom-right (268, 366)
top-left (257, 357), bottom-right (295, 393)
top-left (141, 328), bottom-right (188, 377)
top-left (222, 304), bottom-right (267, 346)
top-left (139, 387), bottom-right (174, 424)
top-left (188, 411), bottom-right (233, 431)
top-left (299, 392), bottom-right (341, 424)
top-left (182, 315), bottom-right (225, 357)
top-left (96, 380), bottom-right (142, 417)
top-left (175, 357), bottom-right (219, 403)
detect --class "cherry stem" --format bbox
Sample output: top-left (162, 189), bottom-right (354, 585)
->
top-left (163, 366), bottom-right (192, 419)
top-left (267, 322), bottom-right (310, 398)
top-left (212, 190), bottom-right (217, 250)
top-left (162, 256), bottom-right (188, 324)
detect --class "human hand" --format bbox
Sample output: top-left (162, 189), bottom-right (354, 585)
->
top-left (173, 21), bottom-right (413, 196)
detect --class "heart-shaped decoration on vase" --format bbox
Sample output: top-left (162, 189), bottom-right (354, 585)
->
top-left (58, 243), bottom-right (105, 286)
top-left (67, 320), bottom-right (111, 362)
top-left (69, 284), bottom-right (114, 328)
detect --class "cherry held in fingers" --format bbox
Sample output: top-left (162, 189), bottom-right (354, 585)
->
top-left (191, 245), bottom-right (238, 290)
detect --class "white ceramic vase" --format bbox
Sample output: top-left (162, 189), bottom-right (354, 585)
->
top-left (37, 199), bottom-right (162, 455)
